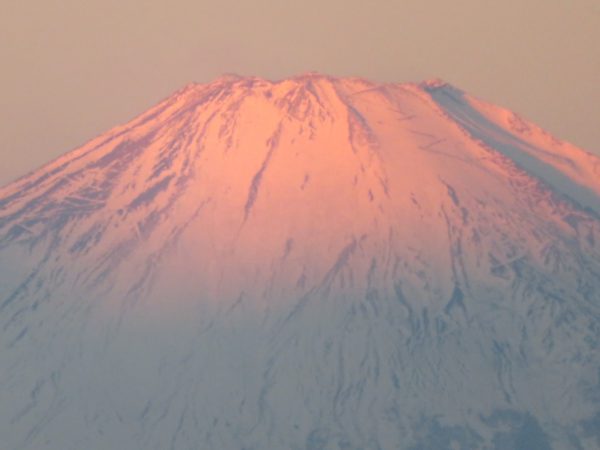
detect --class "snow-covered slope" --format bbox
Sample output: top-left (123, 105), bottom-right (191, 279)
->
top-left (1, 74), bottom-right (599, 449)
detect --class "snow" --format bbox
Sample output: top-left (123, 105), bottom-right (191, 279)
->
top-left (0, 74), bottom-right (599, 449)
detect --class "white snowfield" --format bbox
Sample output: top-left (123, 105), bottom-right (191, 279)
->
top-left (0, 74), bottom-right (599, 450)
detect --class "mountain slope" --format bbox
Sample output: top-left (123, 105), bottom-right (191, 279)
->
top-left (1, 74), bottom-right (599, 450)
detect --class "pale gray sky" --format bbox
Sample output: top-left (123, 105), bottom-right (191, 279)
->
top-left (1, 0), bottom-right (598, 185)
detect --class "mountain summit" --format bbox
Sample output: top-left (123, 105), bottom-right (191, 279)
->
top-left (1, 75), bottom-right (599, 449)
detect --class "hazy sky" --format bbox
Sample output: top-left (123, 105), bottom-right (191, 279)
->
top-left (1, 0), bottom-right (598, 186)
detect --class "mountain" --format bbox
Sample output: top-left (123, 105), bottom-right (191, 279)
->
top-left (0, 73), bottom-right (599, 450)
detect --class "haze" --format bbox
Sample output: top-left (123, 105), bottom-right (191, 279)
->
top-left (1, 0), bottom-right (598, 186)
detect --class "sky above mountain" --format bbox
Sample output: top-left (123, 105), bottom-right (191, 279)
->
top-left (0, 0), bottom-right (598, 186)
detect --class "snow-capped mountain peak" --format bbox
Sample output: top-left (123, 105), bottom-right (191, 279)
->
top-left (1, 75), bottom-right (599, 449)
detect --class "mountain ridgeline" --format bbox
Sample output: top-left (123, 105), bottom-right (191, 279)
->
top-left (0, 74), bottom-right (599, 449)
